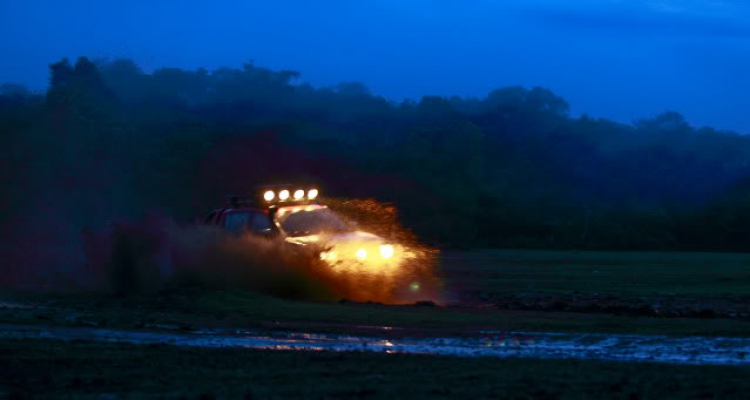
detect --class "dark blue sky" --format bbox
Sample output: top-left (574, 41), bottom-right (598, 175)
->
top-left (2, 0), bottom-right (748, 133)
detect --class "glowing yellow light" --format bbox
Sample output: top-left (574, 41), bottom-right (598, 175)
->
top-left (379, 244), bottom-right (394, 259)
top-left (320, 251), bottom-right (337, 261)
top-left (263, 191), bottom-right (275, 201)
top-left (279, 190), bottom-right (290, 200)
top-left (355, 248), bottom-right (367, 260)
top-left (293, 189), bottom-right (305, 200)
top-left (410, 282), bottom-right (420, 291)
top-left (307, 189), bottom-right (319, 199)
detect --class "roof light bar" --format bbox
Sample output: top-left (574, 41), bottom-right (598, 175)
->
top-left (259, 186), bottom-right (320, 205)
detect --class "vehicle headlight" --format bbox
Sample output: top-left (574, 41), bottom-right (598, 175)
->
top-left (293, 189), bottom-right (305, 200)
top-left (278, 190), bottom-right (290, 200)
top-left (307, 189), bottom-right (318, 199)
top-left (379, 244), bottom-right (394, 259)
top-left (355, 248), bottom-right (368, 260)
top-left (263, 190), bottom-right (275, 201)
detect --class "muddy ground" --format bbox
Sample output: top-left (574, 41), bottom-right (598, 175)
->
top-left (3, 289), bottom-right (750, 339)
top-left (3, 250), bottom-right (750, 398)
top-left (3, 337), bottom-right (750, 399)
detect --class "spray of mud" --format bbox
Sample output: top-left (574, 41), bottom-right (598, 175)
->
top-left (77, 199), bottom-right (441, 304)
top-left (320, 198), bottom-right (442, 303)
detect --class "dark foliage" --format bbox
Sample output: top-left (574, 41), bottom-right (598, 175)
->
top-left (2, 57), bottom-right (749, 280)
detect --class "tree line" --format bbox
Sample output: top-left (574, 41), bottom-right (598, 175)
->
top-left (3, 56), bottom-right (750, 259)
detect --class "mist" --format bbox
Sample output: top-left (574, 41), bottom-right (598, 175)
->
top-left (1, 0), bottom-right (749, 133)
top-left (5, 5), bottom-right (750, 398)
top-left (2, 2), bottom-right (750, 291)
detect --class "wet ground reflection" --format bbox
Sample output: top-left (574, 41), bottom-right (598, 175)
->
top-left (2, 324), bottom-right (749, 366)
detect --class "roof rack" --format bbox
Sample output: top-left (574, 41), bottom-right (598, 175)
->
top-left (226, 195), bottom-right (255, 207)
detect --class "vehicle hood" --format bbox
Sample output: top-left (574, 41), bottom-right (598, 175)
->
top-left (284, 230), bottom-right (384, 246)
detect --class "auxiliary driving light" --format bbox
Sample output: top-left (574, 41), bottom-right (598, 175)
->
top-left (379, 244), bottom-right (394, 259)
top-left (259, 186), bottom-right (319, 205)
top-left (355, 248), bottom-right (368, 260)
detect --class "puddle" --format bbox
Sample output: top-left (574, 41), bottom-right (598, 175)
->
top-left (0, 302), bottom-right (33, 309)
top-left (2, 324), bottom-right (749, 366)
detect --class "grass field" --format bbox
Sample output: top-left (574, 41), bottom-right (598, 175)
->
top-left (441, 250), bottom-right (750, 298)
top-left (2, 250), bottom-right (750, 337)
top-left (3, 250), bottom-right (750, 397)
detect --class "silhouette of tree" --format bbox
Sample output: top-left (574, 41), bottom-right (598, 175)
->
top-left (4, 57), bottom-right (750, 252)
top-left (49, 58), bottom-right (73, 88)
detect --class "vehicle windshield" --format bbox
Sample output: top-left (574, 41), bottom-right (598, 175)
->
top-left (276, 208), bottom-right (351, 237)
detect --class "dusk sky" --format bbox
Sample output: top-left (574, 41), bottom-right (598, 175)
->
top-left (1, 0), bottom-right (748, 133)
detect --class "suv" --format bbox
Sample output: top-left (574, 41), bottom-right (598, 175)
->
top-left (204, 186), bottom-right (406, 273)
top-left (204, 186), bottom-right (323, 238)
